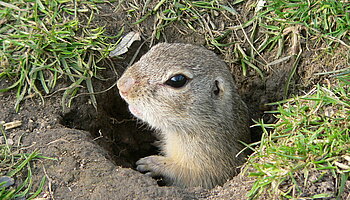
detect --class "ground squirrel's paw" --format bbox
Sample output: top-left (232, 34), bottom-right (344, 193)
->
top-left (136, 155), bottom-right (168, 178)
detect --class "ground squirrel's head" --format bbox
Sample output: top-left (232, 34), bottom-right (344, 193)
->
top-left (117, 43), bottom-right (238, 133)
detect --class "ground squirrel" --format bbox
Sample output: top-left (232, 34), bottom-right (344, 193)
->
top-left (117, 43), bottom-right (250, 189)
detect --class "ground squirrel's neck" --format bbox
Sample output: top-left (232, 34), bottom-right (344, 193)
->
top-left (161, 126), bottom-right (243, 167)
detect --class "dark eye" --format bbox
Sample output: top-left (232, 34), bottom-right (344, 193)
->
top-left (164, 74), bottom-right (188, 88)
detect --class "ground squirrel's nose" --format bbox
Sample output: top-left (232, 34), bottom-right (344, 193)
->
top-left (117, 77), bottom-right (135, 96)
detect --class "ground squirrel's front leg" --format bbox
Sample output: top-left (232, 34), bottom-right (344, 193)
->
top-left (136, 156), bottom-right (177, 186)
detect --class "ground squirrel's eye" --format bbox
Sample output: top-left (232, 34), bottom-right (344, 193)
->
top-left (165, 74), bottom-right (188, 88)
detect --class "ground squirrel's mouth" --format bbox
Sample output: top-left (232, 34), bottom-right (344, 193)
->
top-left (119, 91), bottom-right (127, 101)
top-left (118, 93), bottom-right (142, 118)
top-left (128, 104), bottom-right (142, 118)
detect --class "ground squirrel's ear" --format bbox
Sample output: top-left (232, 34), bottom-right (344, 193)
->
top-left (213, 77), bottom-right (225, 96)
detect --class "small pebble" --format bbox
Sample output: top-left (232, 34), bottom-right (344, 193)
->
top-left (7, 138), bottom-right (14, 146)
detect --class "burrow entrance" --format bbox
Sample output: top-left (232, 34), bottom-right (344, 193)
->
top-left (60, 90), bottom-right (158, 168)
top-left (60, 44), bottom-right (160, 168)
top-left (59, 43), bottom-right (296, 171)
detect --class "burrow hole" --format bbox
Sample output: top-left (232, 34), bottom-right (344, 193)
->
top-left (60, 86), bottom-right (159, 168)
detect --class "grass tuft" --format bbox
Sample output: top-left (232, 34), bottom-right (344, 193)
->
top-left (0, 124), bottom-right (53, 199)
top-left (0, 0), bottom-right (115, 111)
top-left (258, 0), bottom-right (350, 50)
top-left (247, 72), bottom-right (350, 199)
top-left (130, 0), bottom-right (233, 44)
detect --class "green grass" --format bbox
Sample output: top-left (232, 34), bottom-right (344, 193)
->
top-left (0, 124), bottom-right (54, 199)
top-left (128, 0), bottom-right (242, 46)
top-left (249, 0), bottom-right (350, 100)
top-left (0, 0), bottom-right (116, 111)
top-left (246, 0), bottom-right (350, 85)
top-left (246, 72), bottom-right (350, 199)
top-left (0, 1), bottom-right (117, 198)
top-left (260, 0), bottom-right (350, 48)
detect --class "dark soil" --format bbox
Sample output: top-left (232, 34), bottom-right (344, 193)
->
top-left (1, 1), bottom-right (349, 199)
